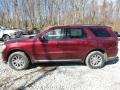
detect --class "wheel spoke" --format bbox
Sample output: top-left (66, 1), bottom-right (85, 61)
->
top-left (11, 55), bottom-right (25, 69)
top-left (90, 54), bottom-right (103, 67)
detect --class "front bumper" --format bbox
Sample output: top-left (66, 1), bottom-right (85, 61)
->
top-left (1, 45), bottom-right (8, 64)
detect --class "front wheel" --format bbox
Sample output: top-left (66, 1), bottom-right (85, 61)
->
top-left (85, 51), bottom-right (106, 69)
top-left (2, 35), bottom-right (11, 41)
top-left (8, 52), bottom-right (30, 70)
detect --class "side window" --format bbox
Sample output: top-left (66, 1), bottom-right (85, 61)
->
top-left (65, 28), bottom-right (86, 39)
top-left (44, 28), bottom-right (65, 40)
top-left (89, 28), bottom-right (110, 37)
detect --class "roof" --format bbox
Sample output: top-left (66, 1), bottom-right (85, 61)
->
top-left (44, 24), bottom-right (111, 30)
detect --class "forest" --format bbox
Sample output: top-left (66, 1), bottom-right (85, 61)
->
top-left (0, 0), bottom-right (120, 31)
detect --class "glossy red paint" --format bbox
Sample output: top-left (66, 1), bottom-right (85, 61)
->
top-left (2, 25), bottom-right (118, 63)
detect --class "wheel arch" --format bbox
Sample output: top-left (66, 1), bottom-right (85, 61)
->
top-left (2, 34), bottom-right (10, 37)
top-left (6, 48), bottom-right (33, 63)
top-left (83, 48), bottom-right (107, 63)
top-left (2, 34), bottom-right (10, 40)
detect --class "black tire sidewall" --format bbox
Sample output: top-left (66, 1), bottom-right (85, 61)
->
top-left (8, 52), bottom-right (29, 70)
top-left (85, 51), bottom-right (105, 69)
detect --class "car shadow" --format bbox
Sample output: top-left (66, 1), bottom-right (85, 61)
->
top-left (30, 61), bottom-right (84, 69)
top-left (106, 56), bottom-right (119, 65)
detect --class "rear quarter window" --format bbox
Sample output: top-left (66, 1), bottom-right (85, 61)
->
top-left (89, 28), bottom-right (110, 37)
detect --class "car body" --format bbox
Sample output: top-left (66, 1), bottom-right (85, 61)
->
top-left (0, 27), bottom-right (23, 41)
top-left (1, 25), bottom-right (118, 70)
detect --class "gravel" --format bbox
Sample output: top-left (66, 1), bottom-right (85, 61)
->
top-left (0, 41), bottom-right (120, 90)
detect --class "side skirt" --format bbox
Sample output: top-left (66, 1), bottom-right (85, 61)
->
top-left (32, 59), bottom-right (84, 64)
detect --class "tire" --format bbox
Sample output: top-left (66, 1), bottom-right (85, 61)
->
top-left (8, 51), bottom-right (30, 70)
top-left (2, 35), bottom-right (11, 41)
top-left (85, 51), bottom-right (106, 69)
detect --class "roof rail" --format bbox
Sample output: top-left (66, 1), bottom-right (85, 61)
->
top-left (64, 24), bottom-right (106, 26)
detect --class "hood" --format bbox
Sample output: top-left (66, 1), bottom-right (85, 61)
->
top-left (5, 36), bottom-right (35, 44)
top-left (4, 29), bottom-right (17, 31)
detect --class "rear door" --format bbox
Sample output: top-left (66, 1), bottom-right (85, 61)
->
top-left (57, 27), bottom-right (89, 59)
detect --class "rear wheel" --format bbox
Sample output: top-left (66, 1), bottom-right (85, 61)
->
top-left (8, 51), bottom-right (30, 70)
top-left (85, 51), bottom-right (106, 69)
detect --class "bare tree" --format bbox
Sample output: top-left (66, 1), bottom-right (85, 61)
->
top-left (0, 0), bottom-right (120, 31)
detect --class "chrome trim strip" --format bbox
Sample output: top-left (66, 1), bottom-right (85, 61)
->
top-left (32, 59), bottom-right (82, 63)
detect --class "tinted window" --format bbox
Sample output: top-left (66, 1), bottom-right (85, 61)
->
top-left (65, 28), bottom-right (86, 39)
top-left (44, 29), bottom-right (65, 40)
top-left (89, 28), bottom-right (110, 37)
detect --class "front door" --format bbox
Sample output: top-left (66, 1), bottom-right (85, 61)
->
top-left (34, 28), bottom-right (66, 60)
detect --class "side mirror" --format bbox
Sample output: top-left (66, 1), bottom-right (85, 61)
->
top-left (39, 36), bottom-right (47, 42)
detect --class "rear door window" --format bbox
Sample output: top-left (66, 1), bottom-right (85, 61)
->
top-left (65, 28), bottom-right (87, 39)
top-left (89, 28), bottom-right (110, 37)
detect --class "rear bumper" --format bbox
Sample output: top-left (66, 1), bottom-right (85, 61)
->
top-left (107, 47), bottom-right (118, 58)
top-left (107, 56), bottom-right (118, 61)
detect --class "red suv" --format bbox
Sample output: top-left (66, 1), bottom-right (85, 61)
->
top-left (2, 25), bottom-right (118, 70)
